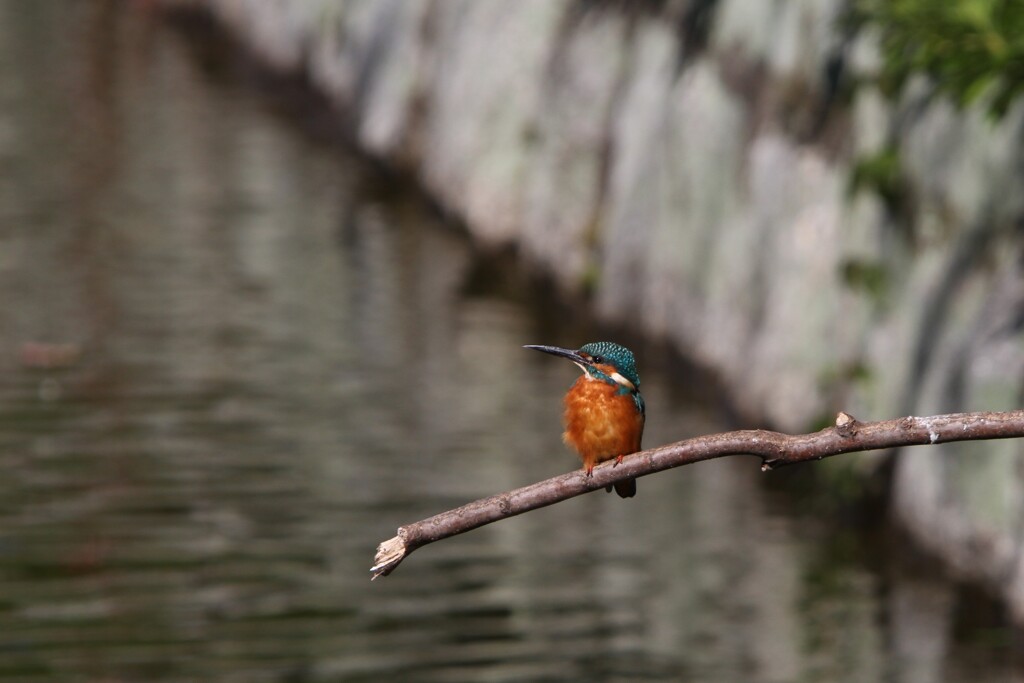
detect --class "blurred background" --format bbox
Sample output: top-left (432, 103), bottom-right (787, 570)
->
top-left (1, 1), bottom-right (1022, 681)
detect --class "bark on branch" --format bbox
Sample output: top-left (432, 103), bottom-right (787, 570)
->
top-left (372, 410), bottom-right (1024, 579)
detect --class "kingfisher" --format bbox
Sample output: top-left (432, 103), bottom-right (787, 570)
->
top-left (524, 341), bottom-right (645, 498)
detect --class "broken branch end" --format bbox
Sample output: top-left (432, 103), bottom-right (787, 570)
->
top-left (371, 535), bottom-right (409, 580)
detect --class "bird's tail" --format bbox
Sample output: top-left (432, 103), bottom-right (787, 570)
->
top-left (606, 478), bottom-right (636, 498)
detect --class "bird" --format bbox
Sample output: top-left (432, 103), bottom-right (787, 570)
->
top-left (524, 341), bottom-right (645, 498)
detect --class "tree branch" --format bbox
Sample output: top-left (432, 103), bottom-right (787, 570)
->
top-left (371, 410), bottom-right (1024, 578)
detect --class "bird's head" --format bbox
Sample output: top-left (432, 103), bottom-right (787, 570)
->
top-left (524, 341), bottom-right (640, 392)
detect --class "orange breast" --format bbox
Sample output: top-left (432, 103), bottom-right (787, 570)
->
top-left (562, 376), bottom-right (644, 471)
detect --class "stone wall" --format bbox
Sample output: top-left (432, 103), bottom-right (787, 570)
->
top-left (164, 0), bottom-right (1024, 617)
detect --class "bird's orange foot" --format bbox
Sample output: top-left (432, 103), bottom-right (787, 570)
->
top-left (614, 454), bottom-right (625, 467)
top-left (584, 464), bottom-right (594, 477)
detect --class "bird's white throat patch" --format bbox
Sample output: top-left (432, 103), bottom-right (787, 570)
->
top-left (579, 364), bottom-right (635, 391)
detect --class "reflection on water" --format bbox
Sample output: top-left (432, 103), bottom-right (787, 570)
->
top-left (0, 2), bottom-right (1019, 681)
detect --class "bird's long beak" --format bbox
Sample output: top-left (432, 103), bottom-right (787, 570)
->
top-left (523, 344), bottom-right (592, 367)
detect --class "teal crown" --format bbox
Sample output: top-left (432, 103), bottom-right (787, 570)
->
top-left (579, 341), bottom-right (640, 389)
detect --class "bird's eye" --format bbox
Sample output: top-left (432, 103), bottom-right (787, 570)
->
top-left (592, 356), bottom-right (604, 364)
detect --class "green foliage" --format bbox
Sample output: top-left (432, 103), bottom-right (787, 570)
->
top-left (848, 147), bottom-right (904, 214)
top-left (579, 261), bottom-right (601, 295)
top-left (840, 257), bottom-right (891, 303)
top-left (854, 0), bottom-right (1024, 117)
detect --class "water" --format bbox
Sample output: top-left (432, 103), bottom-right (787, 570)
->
top-left (0, 3), bottom-right (1020, 681)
